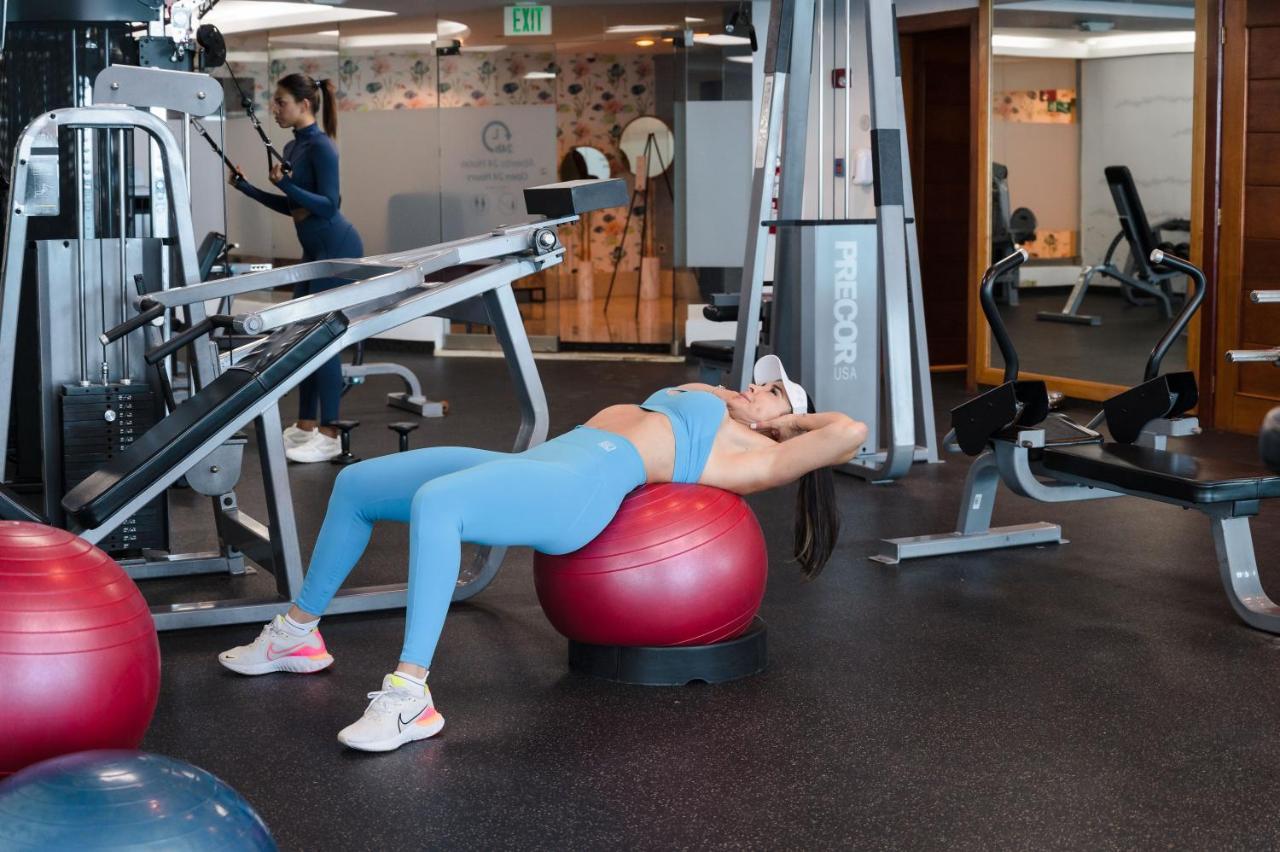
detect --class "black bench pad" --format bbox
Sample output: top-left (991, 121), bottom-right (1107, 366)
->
top-left (1039, 442), bottom-right (1280, 504)
top-left (689, 340), bottom-right (734, 362)
top-left (63, 313), bottom-right (348, 529)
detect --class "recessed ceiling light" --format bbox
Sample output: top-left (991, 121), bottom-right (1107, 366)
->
top-left (606, 24), bottom-right (677, 34)
top-left (992, 29), bottom-right (1195, 57)
top-left (684, 16), bottom-right (705, 23)
top-left (202, 1), bottom-right (394, 35)
top-left (692, 33), bottom-right (753, 47)
top-left (338, 23), bottom-right (470, 49)
top-left (339, 33), bottom-right (439, 48)
top-left (524, 71), bottom-right (557, 79)
top-left (635, 38), bottom-right (655, 47)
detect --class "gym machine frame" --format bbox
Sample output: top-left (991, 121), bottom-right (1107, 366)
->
top-left (92, 64), bottom-right (447, 418)
top-left (873, 250), bottom-right (1280, 635)
top-left (729, 0), bottom-right (937, 482)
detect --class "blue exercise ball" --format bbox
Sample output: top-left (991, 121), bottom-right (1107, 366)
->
top-left (0, 750), bottom-right (277, 850)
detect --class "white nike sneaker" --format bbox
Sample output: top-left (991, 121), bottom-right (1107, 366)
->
top-left (283, 424), bottom-right (317, 448)
top-left (285, 430), bottom-right (341, 463)
top-left (218, 614), bottom-right (334, 675)
top-left (337, 673), bottom-right (445, 752)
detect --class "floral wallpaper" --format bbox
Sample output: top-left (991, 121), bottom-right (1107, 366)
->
top-left (224, 44), bottom-right (661, 279)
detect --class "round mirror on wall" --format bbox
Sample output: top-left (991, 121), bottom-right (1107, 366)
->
top-left (559, 146), bottom-right (611, 181)
top-left (618, 116), bottom-right (674, 178)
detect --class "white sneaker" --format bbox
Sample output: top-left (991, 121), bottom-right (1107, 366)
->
top-left (217, 614), bottom-right (334, 675)
top-left (337, 673), bottom-right (445, 752)
top-left (286, 430), bottom-right (342, 463)
top-left (283, 424), bottom-right (317, 448)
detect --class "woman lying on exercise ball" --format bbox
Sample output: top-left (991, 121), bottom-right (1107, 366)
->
top-left (218, 354), bottom-right (866, 752)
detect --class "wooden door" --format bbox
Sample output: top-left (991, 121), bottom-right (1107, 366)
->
top-left (1216, 0), bottom-right (1280, 431)
top-left (900, 14), bottom-right (976, 369)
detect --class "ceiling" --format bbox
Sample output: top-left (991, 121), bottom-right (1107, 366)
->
top-left (208, 1), bottom-right (742, 54)
top-left (993, 0), bottom-right (1197, 32)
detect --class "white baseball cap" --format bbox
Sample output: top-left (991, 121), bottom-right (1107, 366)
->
top-left (753, 354), bottom-right (809, 415)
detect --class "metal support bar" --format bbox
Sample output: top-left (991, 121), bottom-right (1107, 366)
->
top-left (1210, 511), bottom-right (1280, 634)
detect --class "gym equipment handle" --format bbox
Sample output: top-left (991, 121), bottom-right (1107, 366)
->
top-left (99, 300), bottom-right (165, 345)
top-left (144, 315), bottom-right (236, 365)
top-left (1147, 250), bottom-right (1206, 382)
top-left (980, 248), bottom-right (1029, 383)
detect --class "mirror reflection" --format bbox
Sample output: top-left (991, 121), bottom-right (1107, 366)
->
top-left (989, 0), bottom-right (1196, 387)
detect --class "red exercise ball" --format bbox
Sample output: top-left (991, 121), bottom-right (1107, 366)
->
top-left (0, 522), bottom-right (160, 777)
top-left (534, 484), bottom-right (768, 647)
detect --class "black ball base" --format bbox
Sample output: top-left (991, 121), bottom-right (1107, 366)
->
top-left (566, 618), bottom-right (767, 686)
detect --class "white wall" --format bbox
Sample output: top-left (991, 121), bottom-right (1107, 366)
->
top-left (1079, 53), bottom-right (1194, 265)
top-left (990, 57), bottom-right (1080, 233)
top-left (675, 101), bottom-right (753, 267)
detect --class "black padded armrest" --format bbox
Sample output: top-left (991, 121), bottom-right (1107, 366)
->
top-left (63, 314), bottom-right (348, 529)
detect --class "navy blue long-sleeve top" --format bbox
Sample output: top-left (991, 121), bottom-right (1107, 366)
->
top-left (234, 123), bottom-right (340, 220)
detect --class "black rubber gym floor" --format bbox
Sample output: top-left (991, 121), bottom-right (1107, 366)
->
top-left (993, 288), bottom-right (1190, 387)
top-left (145, 354), bottom-right (1280, 850)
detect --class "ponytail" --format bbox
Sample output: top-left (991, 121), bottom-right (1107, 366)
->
top-left (792, 393), bottom-right (839, 579)
top-left (319, 78), bottom-right (338, 140)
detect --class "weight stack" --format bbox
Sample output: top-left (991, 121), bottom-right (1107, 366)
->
top-left (61, 383), bottom-right (167, 555)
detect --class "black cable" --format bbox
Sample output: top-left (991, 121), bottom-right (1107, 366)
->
top-left (189, 116), bottom-right (239, 173)
top-left (223, 65), bottom-right (291, 175)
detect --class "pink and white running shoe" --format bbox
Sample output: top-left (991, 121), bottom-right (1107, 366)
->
top-left (218, 614), bottom-right (334, 675)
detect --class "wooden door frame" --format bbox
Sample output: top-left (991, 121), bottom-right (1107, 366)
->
top-left (970, 0), bottom-right (1217, 403)
top-left (897, 6), bottom-right (982, 374)
top-left (1213, 0), bottom-right (1277, 431)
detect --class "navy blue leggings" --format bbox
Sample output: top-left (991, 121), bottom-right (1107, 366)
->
top-left (294, 215), bottom-right (363, 424)
top-left (293, 428), bottom-right (647, 667)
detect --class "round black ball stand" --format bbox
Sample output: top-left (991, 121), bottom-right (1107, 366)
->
top-left (566, 618), bottom-right (767, 686)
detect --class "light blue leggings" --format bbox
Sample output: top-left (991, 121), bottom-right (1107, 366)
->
top-left (293, 427), bottom-right (647, 667)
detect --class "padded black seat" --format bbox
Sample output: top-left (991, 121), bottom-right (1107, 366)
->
top-left (688, 339), bottom-right (734, 362)
top-left (1039, 442), bottom-right (1280, 504)
top-left (63, 313), bottom-right (348, 529)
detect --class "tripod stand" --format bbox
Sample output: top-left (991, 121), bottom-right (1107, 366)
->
top-left (604, 132), bottom-right (674, 317)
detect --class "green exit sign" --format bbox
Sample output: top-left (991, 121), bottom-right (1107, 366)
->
top-left (505, 4), bottom-right (552, 36)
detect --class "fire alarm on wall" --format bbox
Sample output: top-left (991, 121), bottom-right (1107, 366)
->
top-left (831, 68), bottom-right (847, 88)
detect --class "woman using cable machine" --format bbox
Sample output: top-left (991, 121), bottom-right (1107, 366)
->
top-left (227, 73), bottom-right (363, 463)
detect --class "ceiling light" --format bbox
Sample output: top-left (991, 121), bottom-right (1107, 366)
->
top-left (606, 24), bottom-right (677, 34)
top-left (201, 1), bottom-right (394, 35)
top-left (338, 24), bottom-right (469, 49)
top-left (1087, 30), bottom-right (1195, 49)
top-left (340, 33), bottom-right (438, 48)
top-left (692, 33), bottom-right (753, 46)
top-left (460, 44), bottom-right (508, 53)
top-left (684, 17), bottom-right (705, 23)
top-left (727, 55), bottom-right (753, 63)
top-left (524, 71), bottom-right (556, 79)
top-left (993, 28), bottom-right (1195, 57)
top-left (635, 38), bottom-right (655, 47)
top-left (991, 34), bottom-right (1060, 50)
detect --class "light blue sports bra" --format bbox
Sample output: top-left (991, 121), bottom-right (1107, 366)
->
top-left (639, 388), bottom-right (726, 484)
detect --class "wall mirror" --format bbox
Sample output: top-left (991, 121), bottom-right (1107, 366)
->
top-left (981, 0), bottom-right (1201, 398)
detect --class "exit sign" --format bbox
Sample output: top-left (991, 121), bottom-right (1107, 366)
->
top-left (505, 4), bottom-right (552, 36)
